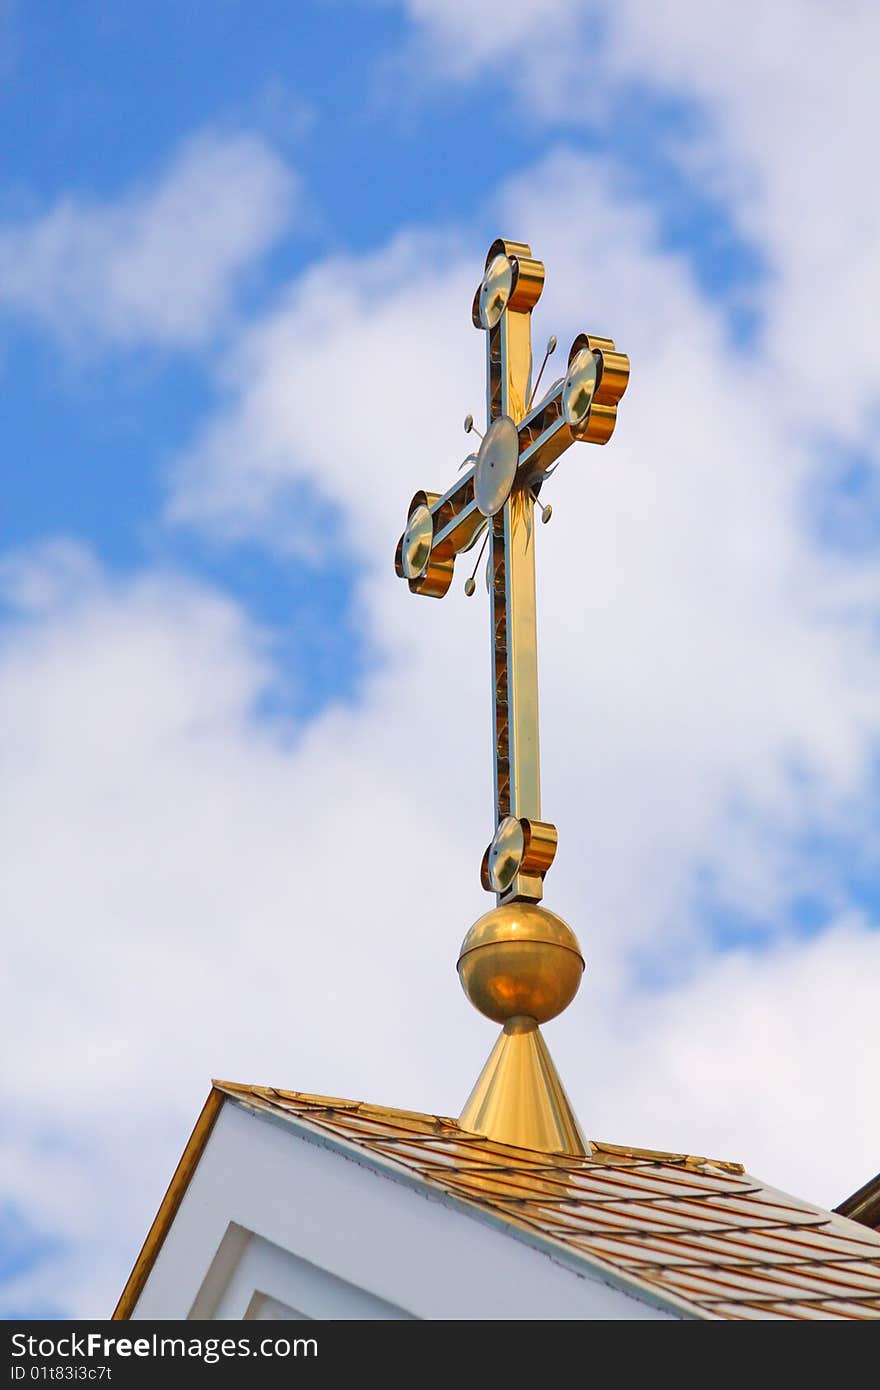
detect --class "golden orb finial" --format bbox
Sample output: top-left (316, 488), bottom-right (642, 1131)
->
top-left (457, 902), bottom-right (588, 1155)
top-left (457, 902), bottom-right (584, 1025)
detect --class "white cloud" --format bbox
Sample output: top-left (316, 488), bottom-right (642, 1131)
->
top-left (580, 919), bottom-right (880, 1207)
top-left (1, 543), bottom-right (877, 1316)
top-left (398, 0), bottom-right (578, 73)
top-left (0, 539), bottom-right (485, 1315)
top-left (593, 2), bottom-right (880, 440)
top-left (397, 1), bottom-right (880, 433)
top-left (0, 132), bottom-right (296, 350)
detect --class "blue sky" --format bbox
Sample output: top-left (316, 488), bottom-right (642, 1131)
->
top-left (0, 1), bottom-right (759, 511)
top-left (1, 1), bottom-right (762, 717)
top-left (2, 0), bottom-right (879, 1318)
top-left (3, 1), bottom-right (401, 714)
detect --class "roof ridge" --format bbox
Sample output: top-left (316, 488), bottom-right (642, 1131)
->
top-left (212, 1080), bottom-right (745, 1173)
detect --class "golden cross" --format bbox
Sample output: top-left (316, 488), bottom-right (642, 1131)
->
top-left (395, 238), bottom-right (629, 907)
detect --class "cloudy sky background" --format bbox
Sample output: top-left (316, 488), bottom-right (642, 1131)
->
top-left (2, 0), bottom-right (880, 1317)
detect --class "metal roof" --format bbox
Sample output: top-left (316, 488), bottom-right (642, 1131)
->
top-left (836, 1171), bottom-right (880, 1232)
top-left (115, 1081), bottom-right (880, 1320)
top-left (216, 1082), bottom-right (880, 1321)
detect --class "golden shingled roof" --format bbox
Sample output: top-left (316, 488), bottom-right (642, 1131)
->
top-left (215, 1082), bottom-right (880, 1321)
top-left (115, 1081), bottom-right (880, 1321)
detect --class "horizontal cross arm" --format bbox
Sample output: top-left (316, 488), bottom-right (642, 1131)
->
top-left (517, 334), bottom-right (630, 485)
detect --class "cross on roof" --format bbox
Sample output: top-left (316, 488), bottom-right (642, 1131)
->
top-left (395, 238), bottom-right (629, 905)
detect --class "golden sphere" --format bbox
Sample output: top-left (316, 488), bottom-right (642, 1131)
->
top-left (457, 903), bottom-right (584, 1025)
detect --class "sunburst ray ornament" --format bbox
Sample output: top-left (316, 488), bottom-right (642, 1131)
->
top-left (394, 239), bottom-right (630, 1155)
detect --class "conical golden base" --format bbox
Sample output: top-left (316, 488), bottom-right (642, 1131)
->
top-left (459, 1016), bottom-right (588, 1156)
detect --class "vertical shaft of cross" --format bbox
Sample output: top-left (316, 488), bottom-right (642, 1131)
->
top-left (493, 492), bottom-right (540, 825)
top-left (486, 274), bottom-right (543, 901)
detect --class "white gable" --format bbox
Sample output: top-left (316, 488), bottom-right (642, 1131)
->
top-left (132, 1099), bottom-right (680, 1320)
